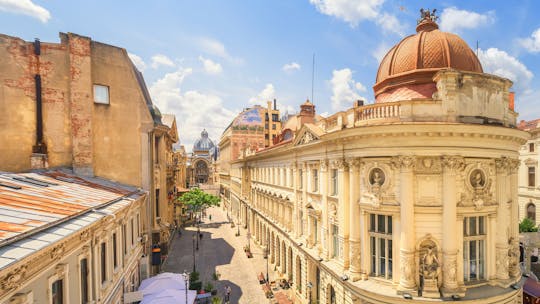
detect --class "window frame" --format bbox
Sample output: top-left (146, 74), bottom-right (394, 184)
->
top-left (530, 142), bottom-right (535, 152)
top-left (331, 169), bottom-right (338, 196)
top-left (463, 216), bottom-right (486, 283)
top-left (48, 264), bottom-right (68, 304)
top-left (529, 166), bottom-right (536, 188)
top-left (93, 84), bottom-right (110, 105)
top-left (312, 169), bottom-right (319, 192)
top-left (368, 214), bottom-right (393, 280)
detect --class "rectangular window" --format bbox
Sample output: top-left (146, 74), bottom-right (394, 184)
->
top-left (529, 167), bottom-right (536, 187)
top-left (463, 216), bottom-right (486, 282)
top-left (530, 143), bottom-right (535, 152)
top-left (369, 214), bottom-right (393, 279)
top-left (312, 169), bottom-right (319, 192)
top-left (100, 242), bottom-right (107, 284)
top-left (113, 233), bottom-right (118, 268)
top-left (272, 124), bottom-right (276, 130)
top-left (81, 258), bottom-right (89, 303)
top-left (331, 169), bottom-right (338, 196)
top-left (313, 218), bottom-right (318, 244)
top-left (299, 170), bottom-right (303, 189)
top-left (131, 218), bottom-right (135, 246)
top-left (272, 113), bottom-right (279, 122)
top-left (122, 224), bottom-right (127, 255)
top-left (332, 224), bottom-right (339, 258)
top-left (52, 279), bottom-right (63, 304)
top-left (93, 84), bottom-right (109, 104)
top-left (137, 214), bottom-right (140, 237)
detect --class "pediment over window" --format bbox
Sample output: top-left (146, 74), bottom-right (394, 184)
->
top-left (293, 124), bottom-right (324, 146)
top-left (525, 158), bottom-right (538, 166)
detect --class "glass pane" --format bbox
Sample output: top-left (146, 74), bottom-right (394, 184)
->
top-left (371, 237), bottom-right (376, 274)
top-left (378, 215), bottom-right (385, 233)
top-left (94, 85), bottom-right (109, 104)
top-left (469, 217), bottom-right (477, 236)
top-left (479, 240), bottom-right (485, 279)
top-left (469, 241), bottom-right (477, 280)
top-left (370, 214), bottom-right (375, 231)
top-left (463, 242), bottom-right (468, 281)
top-left (463, 219), bottom-right (467, 235)
top-left (388, 216), bottom-right (392, 234)
top-left (388, 240), bottom-right (393, 278)
top-left (479, 217), bottom-right (485, 235)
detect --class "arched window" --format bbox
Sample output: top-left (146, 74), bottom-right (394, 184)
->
top-left (527, 203), bottom-right (536, 222)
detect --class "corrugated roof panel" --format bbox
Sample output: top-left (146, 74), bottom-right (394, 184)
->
top-left (0, 257), bottom-right (15, 269)
top-left (16, 238), bottom-right (49, 251)
top-left (0, 245), bottom-right (34, 259)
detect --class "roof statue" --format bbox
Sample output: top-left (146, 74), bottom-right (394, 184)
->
top-left (418, 8), bottom-right (438, 24)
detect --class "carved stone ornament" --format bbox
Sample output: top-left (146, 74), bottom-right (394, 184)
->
top-left (441, 156), bottom-right (465, 172)
top-left (346, 158), bottom-right (361, 169)
top-left (369, 168), bottom-right (385, 187)
top-left (458, 166), bottom-right (494, 209)
top-left (329, 203), bottom-right (337, 222)
top-left (350, 242), bottom-right (361, 269)
top-left (419, 239), bottom-right (441, 298)
top-left (361, 192), bottom-right (380, 209)
top-left (299, 131), bottom-right (316, 145)
top-left (400, 253), bottom-right (415, 286)
top-left (319, 160), bottom-right (328, 171)
top-left (508, 237), bottom-right (521, 278)
top-left (2, 265), bottom-right (27, 291)
top-left (442, 256), bottom-right (457, 286)
top-left (51, 243), bottom-right (66, 260)
top-left (79, 229), bottom-right (90, 241)
top-left (391, 156), bottom-right (416, 170)
top-left (332, 159), bottom-right (348, 170)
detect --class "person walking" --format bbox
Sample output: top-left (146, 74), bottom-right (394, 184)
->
top-left (224, 285), bottom-right (231, 303)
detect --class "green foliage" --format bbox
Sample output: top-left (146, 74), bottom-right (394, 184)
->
top-left (179, 188), bottom-right (220, 212)
top-left (189, 271), bottom-right (200, 283)
top-left (189, 281), bottom-right (202, 291)
top-left (212, 271), bottom-right (220, 280)
top-left (211, 297), bottom-right (222, 304)
top-left (519, 217), bottom-right (539, 232)
top-left (204, 282), bottom-right (214, 292)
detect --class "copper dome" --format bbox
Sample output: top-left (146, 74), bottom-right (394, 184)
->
top-left (373, 10), bottom-right (483, 102)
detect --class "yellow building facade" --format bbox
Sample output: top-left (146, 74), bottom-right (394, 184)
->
top-left (221, 11), bottom-right (526, 304)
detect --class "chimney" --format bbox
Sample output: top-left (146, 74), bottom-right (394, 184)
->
top-left (273, 98), bottom-right (277, 110)
top-left (509, 92), bottom-right (515, 111)
top-left (353, 99), bottom-right (364, 107)
top-left (67, 33), bottom-right (94, 176)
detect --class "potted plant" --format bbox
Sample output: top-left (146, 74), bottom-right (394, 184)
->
top-left (204, 282), bottom-right (214, 293)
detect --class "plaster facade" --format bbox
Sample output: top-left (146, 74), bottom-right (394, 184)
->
top-left (518, 120), bottom-right (540, 226)
top-left (219, 12), bottom-right (526, 304)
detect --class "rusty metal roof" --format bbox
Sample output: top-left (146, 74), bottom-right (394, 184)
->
top-left (0, 170), bottom-right (144, 270)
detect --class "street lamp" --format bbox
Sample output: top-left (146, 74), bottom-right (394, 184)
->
top-left (182, 271), bottom-right (189, 304)
top-left (192, 234), bottom-right (196, 272)
top-left (265, 239), bottom-right (269, 283)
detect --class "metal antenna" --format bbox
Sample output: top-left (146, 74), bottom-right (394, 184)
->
top-left (476, 40), bottom-right (479, 57)
top-left (311, 53), bottom-right (315, 103)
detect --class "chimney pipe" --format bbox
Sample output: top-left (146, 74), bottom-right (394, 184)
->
top-left (32, 38), bottom-right (46, 154)
top-left (273, 98), bottom-right (277, 110)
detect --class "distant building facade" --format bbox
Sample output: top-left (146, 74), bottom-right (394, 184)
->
top-left (0, 31), bottom-right (181, 302)
top-left (518, 119), bottom-right (539, 225)
top-left (220, 11), bottom-right (525, 304)
top-left (187, 129), bottom-right (218, 186)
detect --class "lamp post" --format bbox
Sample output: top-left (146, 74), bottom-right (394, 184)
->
top-left (182, 271), bottom-right (189, 304)
top-left (265, 239), bottom-right (269, 283)
top-left (192, 234), bottom-right (196, 272)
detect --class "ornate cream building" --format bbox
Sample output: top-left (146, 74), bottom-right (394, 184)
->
top-left (220, 10), bottom-right (527, 304)
top-left (518, 119), bottom-right (540, 225)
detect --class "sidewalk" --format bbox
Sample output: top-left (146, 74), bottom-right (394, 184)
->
top-left (163, 206), bottom-right (274, 304)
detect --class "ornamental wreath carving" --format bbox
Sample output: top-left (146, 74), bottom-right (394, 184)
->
top-left (458, 165), bottom-right (494, 209)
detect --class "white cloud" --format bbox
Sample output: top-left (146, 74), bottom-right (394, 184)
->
top-left (330, 68), bottom-right (367, 112)
top-left (282, 62), bottom-right (301, 73)
top-left (0, 0), bottom-right (50, 23)
top-left (149, 67), bottom-right (236, 149)
top-left (477, 48), bottom-right (533, 92)
top-left (198, 37), bottom-right (243, 64)
top-left (518, 28), bottom-right (540, 53)
top-left (309, 0), bottom-right (403, 35)
top-left (249, 84), bottom-right (276, 105)
top-left (151, 54), bottom-right (175, 69)
top-left (198, 56), bottom-right (223, 75)
top-left (439, 7), bottom-right (495, 33)
top-left (128, 53), bottom-right (146, 71)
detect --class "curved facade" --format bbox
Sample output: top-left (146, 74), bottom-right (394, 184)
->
top-left (220, 10), bottom-right (526, 304)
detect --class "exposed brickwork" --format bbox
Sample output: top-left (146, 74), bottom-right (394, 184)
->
top-left (376, 83), bottom-right (436, 103)
top-left (68, 34), bottom-right (94, 176)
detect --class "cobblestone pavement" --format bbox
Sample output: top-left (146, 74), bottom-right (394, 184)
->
top-left (163, 206), bottom-right (277, 304)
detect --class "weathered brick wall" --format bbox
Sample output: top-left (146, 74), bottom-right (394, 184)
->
top-left (67, 33), bottom-right (94, 176)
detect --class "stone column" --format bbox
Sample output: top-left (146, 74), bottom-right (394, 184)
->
top-left (292, 163), bottom-right (299, 237)
top-left (441, 156), bottom-right (465, 296)
top-left (508, 159), bottom-right (521, 279)
top-left (320, 160), bottom-right (329, 259)
top-left (348, 158), bottom-right (362, 280)
top-left (302, 163), bottom-right (308, 237)
top-left (336, 159), bottom-right (350, 268)
top-left (495, 158), bottom-right (510, 282)
top-left (393, 156), bottom-right (417, 294)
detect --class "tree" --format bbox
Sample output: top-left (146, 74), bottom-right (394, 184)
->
top-left (179, 188), bottom-right (220, 215)
top-left (519, 217), bottom-right (538, 233)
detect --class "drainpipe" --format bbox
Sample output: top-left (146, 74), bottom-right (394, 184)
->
top-left (32, 38), bottom-right (47, 154)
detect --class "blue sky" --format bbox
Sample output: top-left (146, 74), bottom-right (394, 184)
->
top-left (1, 0), bottom-right (540, 149)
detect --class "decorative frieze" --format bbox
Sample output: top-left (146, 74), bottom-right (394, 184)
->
top-left (391, 155), bottom-right (416, 170)
top-left (441, 156), bottom-right (465, 172)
